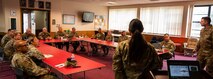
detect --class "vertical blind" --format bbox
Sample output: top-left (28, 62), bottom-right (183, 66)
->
top-left (140, 6), bottom-right (184, 35)
top-left (109, 8), bottom-right (137, 31)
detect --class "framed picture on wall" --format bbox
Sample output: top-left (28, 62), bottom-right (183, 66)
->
top-left (20, 0), bottom-right (26, 7)
top-left (62, 14), bottom-right (75, 24)
top-left (38, 1), bottom-right (44, 8)
top-left (46, 2), bottom-right (51, 9)
top-left (28, 0), bottom-right (35, 8)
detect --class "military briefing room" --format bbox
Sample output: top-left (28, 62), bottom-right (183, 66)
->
top-left (0, 0), bottom-right (213, 79)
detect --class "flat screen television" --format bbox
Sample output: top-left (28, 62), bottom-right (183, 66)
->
top-left (82, 12), bottom-right (94, 23)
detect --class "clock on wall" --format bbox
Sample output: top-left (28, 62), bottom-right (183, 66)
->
top-left (10, 10), bottom-right (16, 16)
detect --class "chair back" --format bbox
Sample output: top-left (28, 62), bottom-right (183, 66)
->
top-left (186, 37), bottom-right (198, 49)
top-left (12, 67), bottom-right (26, 79)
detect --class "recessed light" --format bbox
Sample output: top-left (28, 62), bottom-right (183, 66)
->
top-left (107, 1), bottom-right (116, 5)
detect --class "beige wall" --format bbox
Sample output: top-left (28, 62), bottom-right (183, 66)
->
top-left (0, 0), bottom-right (108, 33)
top-left (0, 0), bottom-right (5, 32)
top-left (51, 0), bottom-right (108, 32)
top-left (2, 0), bottom-right (21, 32)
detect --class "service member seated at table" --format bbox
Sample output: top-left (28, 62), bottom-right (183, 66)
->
top-left (91, 28), bottom-right (105, 54)
top-left (54, 26), bottom-right (67, 49)
top-left (159, 33), bottom-right (175, 59)
top-left (1, 29), bottom-right (15, 48)
top-left (11, 40), bottom-right (57, 79)
top-left (4, 32), bottom-right (22, 60)
top-left (118, 31), bottom-right (129, 42)
top-left (22, 28), bottom-right (36, 40)
top-left (38, 27), bottom-right (52, 40)
top-left (102, 31), bottom-right (113, 56)
top-left (68, 27), bottom-right (80, 53)
top-left (27, 37), bottom-right (45, 66)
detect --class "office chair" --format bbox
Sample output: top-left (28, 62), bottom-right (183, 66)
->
top-left (184, 37), bottom-right (198, 57)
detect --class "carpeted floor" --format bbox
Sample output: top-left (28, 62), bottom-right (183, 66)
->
top-left (0, 46), bottom-right (196, 79)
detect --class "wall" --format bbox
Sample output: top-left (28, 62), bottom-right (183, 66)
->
top-left (2, 0), bottom-right (21, 32)
top-left (0, 0), bottom-right (108, 33)
top-left (50, 0), bottom-right (108, 32)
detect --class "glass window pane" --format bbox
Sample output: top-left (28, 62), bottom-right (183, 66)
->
top-left (192, 14), bottom-right (208, 21)
top-left (193, 6), bottom-right (209, 14)
top-left (211, 6), bottom-right (213, 24)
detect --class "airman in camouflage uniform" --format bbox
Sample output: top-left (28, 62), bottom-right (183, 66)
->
top-left (11, 40), bottom-right (57, 79)
top-left (54, 26), bottom-right (67, 49)
top-left (113, 19), bottom-right (162, 79)
top-left (113, 40), bottom-right (162, 79)
top-left (91, 28), bottom-right (105, 54)
top-left (22, 28), bottom-right (36, 40)
top-left (195, 17), bottom-right (213, 69)
top-left (68, 27), bottom-right (79, 53)
top-left (4, 32), bottom-right (22, 60)
top-left (38, 27), bottom-right (51, 40)
top-left (102, 31), bottom-right (113, 56)
top-left (1, 29), bottom-right (15, 47)
top-left (159, 33), bottom-right (175, 59)
top-left (118, 31), bottom-right (129, 42)
top-left (206, 31), bottom-right (213, 77)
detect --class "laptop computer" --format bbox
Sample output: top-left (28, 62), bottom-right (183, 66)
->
top-left (167, 60), bottom-right (201, 79)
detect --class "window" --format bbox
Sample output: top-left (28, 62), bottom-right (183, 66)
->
top-left (109, 8), bottom-right (137, 31)
top-left (190, 5), bottom-right (213, 37)
top-left (140, 6), bottom-right (184, 35)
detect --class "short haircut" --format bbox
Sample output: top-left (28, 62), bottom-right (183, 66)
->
top-left (8, 29), bottom-right (12, 32)
top-left (164, 33), bottom-right (169, 36)
top-left (202, 17), bottom-right (211, 25)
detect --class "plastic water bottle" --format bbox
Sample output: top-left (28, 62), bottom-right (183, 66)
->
top-left (162, 45), bottom-right (165, 53)
top-left (71, 54), bottom-right (75, 61)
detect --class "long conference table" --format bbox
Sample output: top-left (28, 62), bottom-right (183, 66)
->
top-left (37, 38), bottom-right (107, 79)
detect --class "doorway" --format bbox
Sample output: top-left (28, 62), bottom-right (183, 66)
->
top-left (21, 9), bottom-right (50, 36)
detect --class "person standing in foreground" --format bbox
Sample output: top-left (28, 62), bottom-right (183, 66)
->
top-left (113, 19), bottom-right (162, 79)
top-left (194, 17), bottom-right (213, 69)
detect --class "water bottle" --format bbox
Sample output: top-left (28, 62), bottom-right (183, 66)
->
top-left (71, 54), bottom-right (75, 61)
top-left (162, 45), bottom-right (165, 53)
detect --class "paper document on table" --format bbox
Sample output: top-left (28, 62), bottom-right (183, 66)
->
top-left (44, 54), bottom-right (53, 58)
top-left (55, 63), bottom-right (65, 68)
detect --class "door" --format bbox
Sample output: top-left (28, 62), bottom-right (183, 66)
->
top-left (21, 9), bottom-right (50, 37)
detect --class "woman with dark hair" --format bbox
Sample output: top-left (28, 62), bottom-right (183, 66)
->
top-left (113, 19), bottom-right (162, 79)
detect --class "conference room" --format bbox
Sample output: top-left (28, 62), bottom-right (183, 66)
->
top-left (0, 0), bottom-right (213, 79)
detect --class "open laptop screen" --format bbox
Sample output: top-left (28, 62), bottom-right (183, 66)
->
top-left (167, 60), bottom-right (201, 79)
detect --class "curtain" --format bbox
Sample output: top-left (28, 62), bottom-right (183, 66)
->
top-left (140, 6), bottom-right (184, 35)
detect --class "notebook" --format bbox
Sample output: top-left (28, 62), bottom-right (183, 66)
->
top-left (167, 60), bottom-right (201, 79)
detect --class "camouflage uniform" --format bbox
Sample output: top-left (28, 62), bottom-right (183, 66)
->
top-left (38, 32), bottom-right (50, 40)
top-left (11, 52), bottom-right (57, 79)
top-left (113, 40), bottom-right (162, 79)
top-left (1, 34), bottom-right (12, 47)
top-left (68, 32), bottom-right (79, 52)
top-left (102, 34), bottom-right (113, 56)
top-left (27, 45), bottom-right (44, 60)
top-left (105, 34), bottom-right (113, 41)
top-left (159, 40), bottom-right (175, 59)
top-left (91, 32), bottom-right (105, 54)
top-left (22, 33), bottom-right (36, 40)
top-left (196, 26), bottom-right (213, 69)
top-left (118, 35), bottom-right (129, 42)
top-left (204, 30), bottom-right (213, 77)
top-left (94, 32), bottom-right (105, 40)
top-left (3, 39), bottom-right (15, 60)
top-left (54, 31), bottom-right (67, 49)
top-left (54, 31), bottom-right (66, 39)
